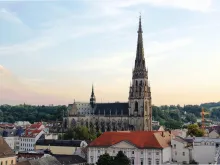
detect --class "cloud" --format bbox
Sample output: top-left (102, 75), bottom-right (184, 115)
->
top-left (147, 37), bottom-right (193, 56)
top-left (89, 0), bottom-right (213, 13)
top-left (48, 37), bottom-right (193, 74)
top-left (0, 8), bottom-right (23, 24)
top-left (0, 65), bottom-right (68, 105)
top-left (0, 12), bottom-right (135, 56)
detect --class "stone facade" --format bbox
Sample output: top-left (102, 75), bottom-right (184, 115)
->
top-left (65, 16), bottom-right (152, 132)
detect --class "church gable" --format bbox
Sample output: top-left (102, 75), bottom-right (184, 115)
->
top-left (110, 140), bottom-right (137, 149)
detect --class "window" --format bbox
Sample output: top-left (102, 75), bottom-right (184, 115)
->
top-left (183, 152), bottom-right (185, 156)
top-left (174, 144), bottom-right (176, 149)
top-left (5, 161), bottom-right (7, 165)
top-left (131, 158), bottom-right (134, 165)
top-left (98, 150), bottom-right (100, 153)
top-left (1, 161), bottom-right (2, 165)
top-left (148, 152), bottom-right (151, 155)
top-left (156, 159), bottom-right (160, 165)
top-left (11, 160), bottom-right (14, 164)
top-left (175, 151), bottom-right (177, 155)
top-left (132, 151), bottom-right (134, 154)
top-left (156, 152), bottom-right (159, 155)
top-left (90, 156), bottom-right (93, 163)
top-left (141, 151), bottom-right (143, 154)
top-left (140, 158), bottom-right (143, 165)
top-left (148, 158), bottom-right (152, 165)
top-left (113, 150), bottom-right (115, 153)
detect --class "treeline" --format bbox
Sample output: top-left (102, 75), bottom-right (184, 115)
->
top-left (0, 104), bottom-right (67, 123)
top-left (0, 102), bottom-right (220, 125)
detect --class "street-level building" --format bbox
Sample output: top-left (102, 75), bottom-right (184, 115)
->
top-left (35, 139), bottom-right (88, 156)
top-left (0, 137), bottom-right (17, 165)
top-left (87, 131), bottom-right (172, 165)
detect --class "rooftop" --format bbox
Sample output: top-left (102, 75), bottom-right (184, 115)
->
top-left (88, 131), bottom-right (171, 149)
top-left (0, 136), bottom-right (16, 158)
top-left (36, 139), bottom-right (85, 147)
top-left (53, 154), bottom-right (86, 164)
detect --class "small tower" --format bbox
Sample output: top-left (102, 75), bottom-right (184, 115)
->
top-left (90, 84), bottom-right (96, 108)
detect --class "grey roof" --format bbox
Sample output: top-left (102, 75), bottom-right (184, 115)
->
top-left (94, 103), bottom-right (129, 116)
top-left (29, 156), bottom-right (61, 165)
top-left (36, 139), bottom-right (84, 147)
top-left (53, 154), bottom-right (86, 164)
top-left (0, 137), bottom-right (15, 158)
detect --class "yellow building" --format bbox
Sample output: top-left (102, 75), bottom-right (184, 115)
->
top-left (35, 139), bottom-right (88, 156)
top-left (0, 137), bottom-right (17, 165)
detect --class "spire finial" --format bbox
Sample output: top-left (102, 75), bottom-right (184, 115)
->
top-left (138, 12), bottom-right (142, 33)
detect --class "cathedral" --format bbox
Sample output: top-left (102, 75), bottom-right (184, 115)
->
top-left (64, 16), bottom-right (152, 132)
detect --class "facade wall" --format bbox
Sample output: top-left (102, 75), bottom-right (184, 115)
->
top-left (193, 142), bottom-right (216, 164)
top-left (88, 141), bottom-right (168, 165)
top-left (35, 145), bottom-right (78, 155)
top-left (0, 156), bottom-right (17, 165)
top-left (171, 140), bottom-right (190, 163)
top-left (162, 147), bottom-right (171, 163)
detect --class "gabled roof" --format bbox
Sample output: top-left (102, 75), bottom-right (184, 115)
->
top-left (22, 129), bottom-right (42, 138)
top-left (88, 131), bottom-right (171, 149)
top-left (28, 122), bottom-right (42, 129)
top-left (0, 136), bottom-right (15, 158)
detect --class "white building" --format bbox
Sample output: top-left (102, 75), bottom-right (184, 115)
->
top-left (193, 138), bottom-right (216, 164)
top-left (19, 129), bottom-right (45, 151)
top-left (87, 131), bottom-right (172, 165)
top-left (172, 136), bottom-right (217, 164)
top-left (171, 136), bottom-right (191, 164)
top-left (19, 122), bottom-right (46, 151)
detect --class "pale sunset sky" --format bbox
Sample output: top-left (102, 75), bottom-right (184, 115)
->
top-left (0, 0), bottom-right (220, 106)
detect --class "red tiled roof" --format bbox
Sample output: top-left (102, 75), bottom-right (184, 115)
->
top-left (88, 131), bottom-right (171, 149)
top-left (0, 124), bottom-right (15, 128)
top-left (22, 129), bottom-right (42, 138)
top-left (28, 122), bottom-right (42, 129)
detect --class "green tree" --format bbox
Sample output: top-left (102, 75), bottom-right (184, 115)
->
top-left (113, 151), bottom-right (130, 165)
top-left (187, 124), bottom-right (204, 137)
top-left (96, 153), bottom-right (114, 165)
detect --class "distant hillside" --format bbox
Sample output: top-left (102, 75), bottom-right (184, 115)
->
top-left (200, 102), bottom-right (220, 109)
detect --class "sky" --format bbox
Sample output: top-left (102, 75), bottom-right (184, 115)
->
top-left (0, 0), bottom-right (220, 106)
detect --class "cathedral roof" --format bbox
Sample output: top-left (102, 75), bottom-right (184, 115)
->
top-left (95, 103), bottom-right (129, 116)
top-left (88, 131), bottom-right (171, 149)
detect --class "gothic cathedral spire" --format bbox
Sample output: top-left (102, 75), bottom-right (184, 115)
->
top-left (129, 15), bottom-right (152, 131)
top-left (90, 84), bottom-right (96, 108)
top-left (133, 15), bottom-right (147, 79)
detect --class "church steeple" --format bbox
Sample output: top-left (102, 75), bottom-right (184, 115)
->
top-left (128, 15), bottom-right (152, 131)
top-left (133, 15), bottom-right (147, 79)
top-left (90, 84), bottom-right (96, 108)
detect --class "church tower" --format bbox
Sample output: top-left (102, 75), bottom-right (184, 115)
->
top-left (90, 84), bottom-right (96, 108)
top-left (129, 16), bottom-right (152, 131)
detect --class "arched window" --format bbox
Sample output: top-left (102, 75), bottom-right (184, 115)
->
top-left (135, 101), bottom-right (138, 112)
top-left (140, 80), bottom-right (142, 86)
top-left (136, 80), bottom-right (138, 87)
top-left (139, 86), bottom-right (142, 96)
